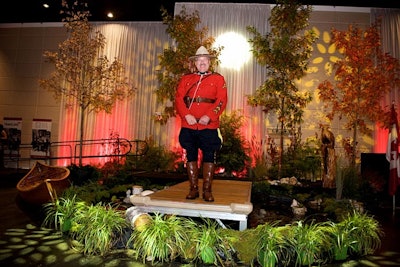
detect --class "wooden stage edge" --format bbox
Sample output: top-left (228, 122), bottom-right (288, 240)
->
top-left (130, 179), bottom-right (253, 231)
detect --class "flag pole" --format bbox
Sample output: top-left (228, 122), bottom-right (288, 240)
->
top-left (393, 195), bottom-right (395, 215)
top-left (387, 102), bottom-right (399, 214)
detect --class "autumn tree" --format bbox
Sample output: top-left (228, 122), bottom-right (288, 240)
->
top-left (39, 0), bottom-right (135, 166)
top-left (318, 21), bottom-right (400, 166)
top-left (246, 0), bottom-right (317, 175)
top-left (155, 7), bottom-right (221, 124)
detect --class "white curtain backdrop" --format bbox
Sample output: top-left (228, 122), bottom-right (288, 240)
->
top-left (370, 8), bottom-right (400, 152)
top-left (57, 3), bottom-right (399, 164)
top-left (58, 22), bottom-right (172, 165)
top-left (58, 4), bottom-right (272, 165)
top-left (371, 8), bottom-right (400, 105)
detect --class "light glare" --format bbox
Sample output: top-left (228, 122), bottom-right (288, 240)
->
top-left (214, 32), bottom-right (251, 71)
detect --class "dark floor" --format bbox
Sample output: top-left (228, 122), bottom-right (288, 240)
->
top-left (0, 167), bottom-right (400, 266)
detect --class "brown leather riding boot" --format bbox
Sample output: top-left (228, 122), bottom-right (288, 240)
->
top-left (202, 162), bottom-right (215, 202)
top-left (186, 161), bottom-right (199, 199)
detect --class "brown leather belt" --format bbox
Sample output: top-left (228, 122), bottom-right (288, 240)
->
top-left (184, 96), bottom-right (215, 107)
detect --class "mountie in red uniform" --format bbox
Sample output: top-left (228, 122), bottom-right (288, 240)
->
top-left (175, 71), bottom-right (227, 130)
top-left (175, 46), bottom-right (228, 202)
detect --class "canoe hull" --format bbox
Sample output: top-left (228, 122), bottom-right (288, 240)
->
top-left (16, 161), bottom-right (71, 205)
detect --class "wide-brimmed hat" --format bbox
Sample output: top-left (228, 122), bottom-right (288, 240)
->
top-left (189, 46), bottom-right (216, 60)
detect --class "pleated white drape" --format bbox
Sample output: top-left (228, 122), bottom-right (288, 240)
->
top-left (58, 22), bottom-right (172, 165)
top-left (58, 4), bottom-right (272, 165)
top-left (371, 8), bottom-right (400, 152)
top-left (57, 3), bottom-right (399, 165)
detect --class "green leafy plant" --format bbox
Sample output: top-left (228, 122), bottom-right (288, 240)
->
top-left (70, 202), bottom-right (129, 256)
top-left (255, 222), bottom-right (291, 267)
top-left (62, 180), bottom-right (111, 204)
top-left (218, 111), bottom-right (251, 177)
top-left (132, 136), bottom-right (181, 172)
top-left (322, 210), bottom-right (383, 262)
top-left (128, 213), bottom-right (194, 264)
top-left (324, 219), bottom-right (357, 261)
top-left (247, 0), bottom-right (317, 175)
top-left (286, 220), bottom-right (328, 266)
top-left (42, 194), bottom-right (87, 233)
top-left (194, 218), bottom-right (236, 265)
top-left (344, 211), bottom-right (383, 257)
top-left (43, 195), bottom-right (128, 256)
top-left (67, 164), bottom-right (101, 186)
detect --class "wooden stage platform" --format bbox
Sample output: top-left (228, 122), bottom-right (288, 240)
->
top-left (130, 179), bottom-right (253, 230)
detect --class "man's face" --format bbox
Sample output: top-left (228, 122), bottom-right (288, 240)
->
top-left (194, 56), bottom-right (210, 73)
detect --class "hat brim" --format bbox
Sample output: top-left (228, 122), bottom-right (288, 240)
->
top-left (189, 54), bottom-right (216, 60)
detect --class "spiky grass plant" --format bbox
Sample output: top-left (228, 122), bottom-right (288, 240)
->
top-left (323, 219), bottom-right (358, 261)
top-left (194, 218), bottom-right (236, 266)
top-left (286, 220), bottom-right (328, 266)
top-left (128, 213), bottom-right (195, 264)
top-left (70, 202), bottom-right (129, 256)
top-left (255, 221), bottom-right (291, 267)
top-left (42, 194), bottom-right (87, 233)
top-left (343, 210), bottom-right (383, 257)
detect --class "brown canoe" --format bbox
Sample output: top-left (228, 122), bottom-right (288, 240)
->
top-left (16, 161), bottom-right (71, 205)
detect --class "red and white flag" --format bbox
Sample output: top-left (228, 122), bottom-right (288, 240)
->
top-left (386, 104), bottom-right (400, 196)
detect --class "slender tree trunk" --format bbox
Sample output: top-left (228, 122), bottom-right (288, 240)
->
top-left (279, 97), bottom-right (285, 178)
top-left (351, 122), bottom-right (357, 168)
top-left (79, 105), bottom-right (85, 166)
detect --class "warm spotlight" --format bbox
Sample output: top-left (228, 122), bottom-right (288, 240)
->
top-left (214, 32), bottom-right (251, 71)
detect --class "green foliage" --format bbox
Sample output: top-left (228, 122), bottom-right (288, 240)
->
top-left (43, 195), bottom-right (129, 256)
top-left (194, 218), bottom-right (236, 265)
top-left (62, 180), bottom-right (111, 204)
top-left (286, 220), bottom-right (328, 266)
top-left (246, 0), bottom-right (317, 172)
top-left (266, 138), bottom-right (322, 180)
top-left (42, 194), bottom-right (87, 232)
top-left (324, 218), bottom-right (358, 261)
top-left (343, 211), bottom-right (383, 256)
top-left (128, 213), bottom-right (196, 263)
top-left (228, 228), bottom-right (258, 265)
top-left (67, 164), bottom-right (101, 186)
top-left (322, 198), bottom-right (357, 222)
top-left (218, 111), bottom-right (251, 176)
top-left (70, 202), bottom-right (129, 256)
top-left (131, 136), bottom-right (181, 172)
top-left (43, 189), bottom-right (382, 265)
top-left (155, 7), bottom-right (222, 123)
top-left (255, 222), bottom-right (290, 267)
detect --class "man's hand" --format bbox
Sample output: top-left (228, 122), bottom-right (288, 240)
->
top-left (198, 115), bottom-right (210, 125)
top-left (185, 114), bottom-right (197, 125)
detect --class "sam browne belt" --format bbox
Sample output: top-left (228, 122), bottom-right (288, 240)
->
top-left (184, 96), bottom-right (216, 108)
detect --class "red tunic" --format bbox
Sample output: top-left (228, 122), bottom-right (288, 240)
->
top-left (175, 72), bottom-right (227, 130)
